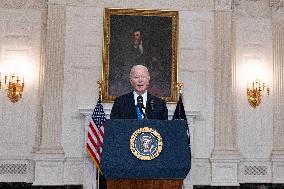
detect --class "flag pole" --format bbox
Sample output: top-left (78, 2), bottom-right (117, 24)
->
top-left (97, 80), bottom-right (102, 189)
top-left (97, 167), bottom-right (100, 189)
top-left (177, 82), bottom-right (183, 99)
top-left (97, 80), bottom-right (103, 101)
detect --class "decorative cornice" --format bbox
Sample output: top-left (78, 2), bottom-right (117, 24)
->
top-left (215, 0), bottom-right (242, 11)
top-left (233, 0), bottom-right (272, 18)
top-left (47, 0), bottom-right (68, 5)
top-left (270, 0), bottom-right (284, 9)
top-left (50, 0), bottom-right (215, 10)
top-left (271, 0), bottom-right (284, 19)
top-left (215, 0), bottom-right (232, 11)
top-left (232, 0), bottom-right (241, 7)
top-left (0, 0), bottom-right (47, 9)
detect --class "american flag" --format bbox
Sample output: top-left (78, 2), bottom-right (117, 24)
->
top-left (86, 99), bottom-right (106, 169)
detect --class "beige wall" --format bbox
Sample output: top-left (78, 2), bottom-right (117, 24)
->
top-left (0, 0), bottom-right (284, 187)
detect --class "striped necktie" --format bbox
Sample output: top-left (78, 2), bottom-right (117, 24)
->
top-left (136, 107), bottom-right (143, 120)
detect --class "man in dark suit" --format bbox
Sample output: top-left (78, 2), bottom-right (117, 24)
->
top-left (110, 65), bottom-right (168, 120)
top-left (100, 65), bottom-right (167, 189)
top-left (126, 29), bottom-right (149, 65)
top-left (121, 29), bottom-right (151, 71)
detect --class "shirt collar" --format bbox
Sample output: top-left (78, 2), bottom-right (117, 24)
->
top-left (133, 91), bottom-right (147, 106)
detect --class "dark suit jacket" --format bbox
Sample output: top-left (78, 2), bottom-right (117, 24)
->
top-left (123, 39), bottom-right (151, 67)
top-left (110, 92), bottom-right (168, 120)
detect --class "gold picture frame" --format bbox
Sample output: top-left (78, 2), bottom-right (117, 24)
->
top-left (102, 8), bottom-right (178, 102)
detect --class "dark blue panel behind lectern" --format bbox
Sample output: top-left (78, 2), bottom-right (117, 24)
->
top-left (101, 119), bottom-right (191, 179)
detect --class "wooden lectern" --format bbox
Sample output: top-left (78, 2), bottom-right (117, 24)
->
top-left (101, 119), bottom-right (191, 189)
top-left (107, 179), bottom-right (183, 189)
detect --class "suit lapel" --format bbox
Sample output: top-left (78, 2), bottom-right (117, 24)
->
top-left (128, 92), bottom-right (137, 119)
top-left (146, 93), bottom-right (153, 118)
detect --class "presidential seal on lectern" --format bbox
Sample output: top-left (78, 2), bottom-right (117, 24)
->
top-left (130, 127), bottom-right (163, 160)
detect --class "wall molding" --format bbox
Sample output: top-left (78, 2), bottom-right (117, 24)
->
top-left (0, 0), bottom-right (46, 9)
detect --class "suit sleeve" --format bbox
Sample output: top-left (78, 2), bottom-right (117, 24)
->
top-left (160, 100), bottom-right (168, 120)
top-left (110, 98), bottom-right (120, 119)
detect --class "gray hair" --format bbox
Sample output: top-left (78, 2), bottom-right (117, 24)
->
top-left (129, 65), bottom-right (150, 78)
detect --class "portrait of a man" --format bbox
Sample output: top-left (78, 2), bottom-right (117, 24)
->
top-left (103, 9), bottom-right (178, 102)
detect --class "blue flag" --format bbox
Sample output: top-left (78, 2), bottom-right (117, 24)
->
top-left (172, 96), bottom-right (187, 121)
top-left (172, 95), bottom-right (191, 157)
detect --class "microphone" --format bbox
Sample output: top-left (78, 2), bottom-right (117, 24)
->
top-left (137, 95), bottom-right (144, 111)
top-left (137, 95), bottom-right (146, 118)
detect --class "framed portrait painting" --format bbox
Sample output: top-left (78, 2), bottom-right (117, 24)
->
top-left (102, 8), bottom-right (178, 102)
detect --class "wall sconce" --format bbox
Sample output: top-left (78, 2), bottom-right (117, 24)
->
top-left (0, 73), bottom-right (25, 103)
top-left (247, 79), bottom-right (269, 108)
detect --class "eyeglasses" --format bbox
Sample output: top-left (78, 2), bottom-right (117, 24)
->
top-left (131, 75), bottom-right (147, 80)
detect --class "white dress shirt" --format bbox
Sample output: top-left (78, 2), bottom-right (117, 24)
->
top-left (133, 91), bottom-right (147, 114)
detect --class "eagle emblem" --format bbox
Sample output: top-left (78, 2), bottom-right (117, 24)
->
top-left (130, 127), bottom-right (163, 160)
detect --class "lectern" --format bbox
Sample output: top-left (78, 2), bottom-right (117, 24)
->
top-left (101, 119), bottom-right (191, 189)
